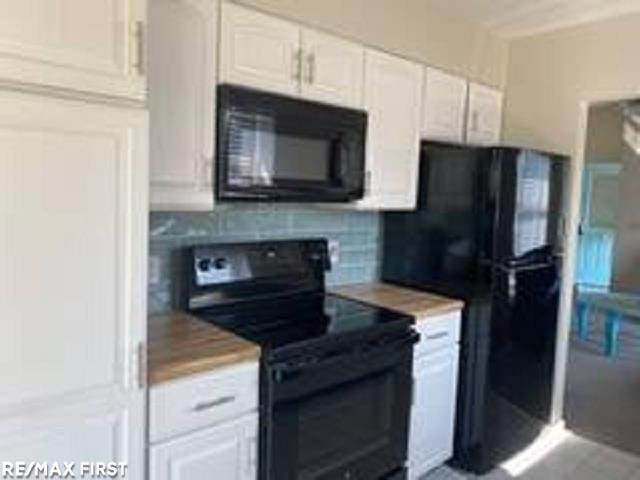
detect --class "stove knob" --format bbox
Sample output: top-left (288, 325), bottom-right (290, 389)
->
top-left (213, 257), bottom-right (228, 270)
top-left (197, 258), bottom-right (212, 272)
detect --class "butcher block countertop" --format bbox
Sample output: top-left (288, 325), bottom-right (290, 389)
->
top-left (330, 282), bottom-right (463, 319)
top-left (148, 312), bottom-right (260, 385)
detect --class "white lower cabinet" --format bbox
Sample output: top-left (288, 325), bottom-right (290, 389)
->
top-left (149, 361), bottom-right (259, 480)
top-left (409, 348), bottom-right (460, 478)
top-left (150, 413), bottom-right (258, 480)
top-left (0, 397), bottom-right (145, 479)
top-left (408, 312), bottom-right (462, 479)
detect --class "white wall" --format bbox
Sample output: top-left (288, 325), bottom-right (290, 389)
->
top-left (503, 13), bottom-right (640, 155)
top-left (235, 0), bottom-right (509, 88)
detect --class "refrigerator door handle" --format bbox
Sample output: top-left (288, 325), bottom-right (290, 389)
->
top-left (508, 270), bottom-right (517, 301)
top-left (495, 262), bottom-right (554, 274)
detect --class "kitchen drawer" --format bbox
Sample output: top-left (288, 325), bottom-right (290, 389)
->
top-left (149, 361), bottom-right (259, 444)
top-left (414, 311), bottom-right (461, 357)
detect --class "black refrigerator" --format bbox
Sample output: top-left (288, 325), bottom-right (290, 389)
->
top-left (382, 142), bottom-right (567, 474)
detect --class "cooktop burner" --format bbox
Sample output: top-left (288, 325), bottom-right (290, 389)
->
top-left (192, 293), bottom-right (412, 353)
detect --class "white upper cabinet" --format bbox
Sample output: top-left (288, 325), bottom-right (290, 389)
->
top-left (0, 0), bottom-right (147, 101)
top-left (357, 50), bottom-right (422, 210)
top-left (219, 2), bottom-right (300, 96)
top-left (421, 68), bottom-right (468, 143)
top-left (149, 0), bottom-right (217, 211)
top-left (0, 91), bottom-right (147, 473)
top-left (299, 29), bottom-right (364, 108)
top-left (466, 82), bottom-right (503, 146)
top-left (219, 3), bottom-right (364, 108)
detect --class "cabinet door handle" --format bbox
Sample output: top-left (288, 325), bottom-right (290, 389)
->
top-left (246, 436), bottom-right (257, 474)
top-left (292, 49), bottom-right (303, 82)
top-left (136, 341), bottom-right (147, 390)
top-left (305, 53), bottom-right (315, 84)
top-left (472, 110), bottom-right (479, 132)
top-left (199, 158), bottom-right (214, 188)
top-left (426, 331), bottom-right (449, 340)
top-left (192, 395), bottom-right (235, 412)
top-left (365, 170), bottom-right (372, 193)
top-left (131, 21), bottom-right (145, 76)
top-left (411, 376), bottom-right (416, 406)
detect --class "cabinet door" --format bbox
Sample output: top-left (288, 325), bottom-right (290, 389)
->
top-left (0, 398), bottom-right (145, 479)
top-left (466, 82), bottom-right (503, 146)
top-left (150, 414), bottom-right (258, 480)
top-left (358, 50), bottom-right (422, 210)
top-left (219, 2), bottom-right (300, 96)
top-left (300, 29), bottom-right (364, 108)
top-left (0, 91), bottom-right (147, 470)
top-left (409, 348), bottom-right (460, 479)
top-left (0, 0), bottom-right (146, 100)
top-left (149, 0), bottom-right (216, 211)
top-left (422, 68), bottom-right (468, 143)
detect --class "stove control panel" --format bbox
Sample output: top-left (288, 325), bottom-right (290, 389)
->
top-left (194, 251), bottom-right (245, 286)
top-left (188, 240), bottom-right (329, 308)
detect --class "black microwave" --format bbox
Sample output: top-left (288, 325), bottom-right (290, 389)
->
top-left (216, 84), bottom-right (367, 202)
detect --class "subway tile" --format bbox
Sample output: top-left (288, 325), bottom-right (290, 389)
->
top-left (290, 211), bottom-right (349, 232)
top-left (347, 212), bottom-right (380, 232)
top-left (148, 206), bottom-right (381, 312)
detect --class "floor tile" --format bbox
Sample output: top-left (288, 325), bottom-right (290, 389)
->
top-left (420, 434), bottom-right (640, 480)
top-left (576, 444), bottom-right (640, 480)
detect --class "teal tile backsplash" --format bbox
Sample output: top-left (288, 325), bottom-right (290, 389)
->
top-left (148, 204), bottom-right (381, 313)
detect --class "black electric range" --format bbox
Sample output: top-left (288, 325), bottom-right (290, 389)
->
top-left (185, 239), bottom-right (416, 480)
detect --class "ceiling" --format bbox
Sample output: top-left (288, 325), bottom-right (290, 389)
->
top-left (425, 0), bottom-right (640, 37)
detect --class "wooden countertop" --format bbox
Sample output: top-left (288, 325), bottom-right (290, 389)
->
top-left (329, 282), bottom-right (463, 319)
top-left (148, 312), bottom-right (260, 385)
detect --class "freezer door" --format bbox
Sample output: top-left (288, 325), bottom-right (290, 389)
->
top-left (492, 149), bottom-right (567, 264)
top-left (382, 142), bottom-right (491, 296)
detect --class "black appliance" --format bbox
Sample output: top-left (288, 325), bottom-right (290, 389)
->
top-left (186, 239), bottom-right (417, 480)
top-left (216, 85), bottom-right (367, 202)
top-left (382, 142), bottom-right (567, 474)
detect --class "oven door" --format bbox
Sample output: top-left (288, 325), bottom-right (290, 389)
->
top-left (262, 334), bottom-right (416, 480)
top-left (217, 84), bottom-right (366, 202)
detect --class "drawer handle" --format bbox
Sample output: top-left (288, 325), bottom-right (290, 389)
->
top-left (426, 331), bottom-right (449, 340)
top-left (192, 395), bottom-right (235, 412)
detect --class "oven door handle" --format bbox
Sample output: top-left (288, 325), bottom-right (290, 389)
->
top-left (365, 331), bottom-right (420, 353)
top-left (271, 331), bottom-right (419, 382)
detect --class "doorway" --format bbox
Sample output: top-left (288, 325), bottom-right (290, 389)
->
top-left (564, 99), bottom-right (640, 455)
